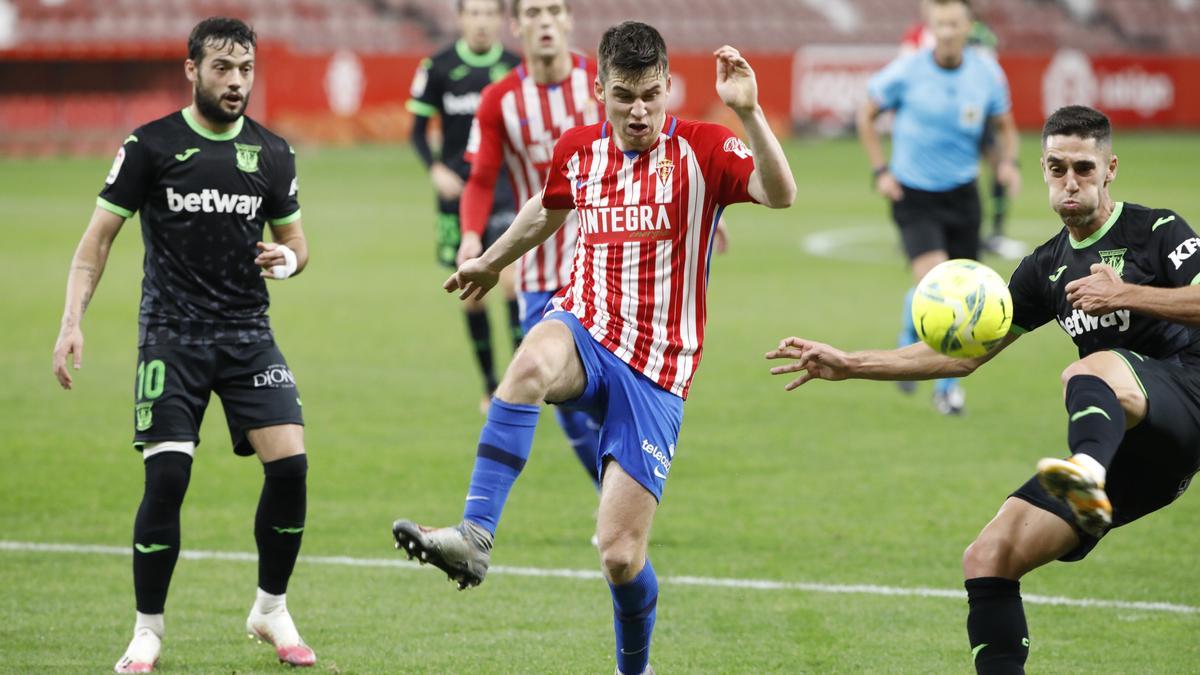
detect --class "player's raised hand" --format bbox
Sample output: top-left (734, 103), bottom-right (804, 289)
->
top-left (713, 45), bottom-right (757, 114)
top-left (1065, 263), bottom-right (1125, 313)
top-left (765, 337), bottom-right (852, 390)
top-left (53, 324), bottom-right (83, 390)
top-left (444, 256), bottom-right (500, 302)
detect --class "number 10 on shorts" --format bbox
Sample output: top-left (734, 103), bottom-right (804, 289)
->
top-left (135, 359), bottom-right (165, 431)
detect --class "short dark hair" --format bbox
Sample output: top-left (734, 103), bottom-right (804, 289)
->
top-left (457, 0), bottom-right (505, 13)
top-left (188, 17), bottom-right (256, 65)
top-left (1042, 105), bottom-right (1112, 147)
top-left (598, 21), bottom-right (668, 83)
top-left (511, 0), bottom-right (569, 18)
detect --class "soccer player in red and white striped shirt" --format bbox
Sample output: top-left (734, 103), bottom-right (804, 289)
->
top-left (394, 23), bottom-right (794, 674)
top-left (459, 0), bottom-right (604, 489)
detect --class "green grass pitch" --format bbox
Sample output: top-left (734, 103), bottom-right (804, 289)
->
top-left (1, 134), bottom-right (1198, 673)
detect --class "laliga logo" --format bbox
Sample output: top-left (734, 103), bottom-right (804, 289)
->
top-left (723, 137), bottom-right (752, 159)
top-left (1042, 49), bottom-right (1173, 118)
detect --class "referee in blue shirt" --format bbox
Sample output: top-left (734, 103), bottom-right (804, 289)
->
top-left (857, 0), bottom-right (1020, 415)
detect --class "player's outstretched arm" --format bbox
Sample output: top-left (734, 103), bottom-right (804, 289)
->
top-left (54, 206), bottom-right (126, 390)
top-left (764, 334), bottom-right (1018, 391)
top-left (444, 194), bottom-right (569, 301)
top-left (856, 97), bottom-right (903, 202)
top-left (256, 220), bottom-right (309, 280)
top-left (713, 46), bottom-right (795, 209)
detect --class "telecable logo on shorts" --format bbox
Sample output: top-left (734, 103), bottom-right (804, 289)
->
top-left (641, 439), bottom-right (674, 477)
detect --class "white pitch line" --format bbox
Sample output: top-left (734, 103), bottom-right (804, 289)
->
top-left (3, 540), bottom-right (1197, 615)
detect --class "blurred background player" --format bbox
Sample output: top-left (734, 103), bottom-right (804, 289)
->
top-left (457, 0), bottom-right (604, 488)
top-left (857, 0), bottom-right (1021, 414)
top-left (51, 17), bottom-right (316, 672)
top-left (408, 0), bottom-right (523, 413)
top-left (768, 105), bottom-right (1200, 675)
top-left (899, 0), bottom-right (1026, 260)
top-left (394, 24), bottom-right (795, 675)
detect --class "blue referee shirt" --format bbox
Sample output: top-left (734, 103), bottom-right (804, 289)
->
top-left (868, 48), bottom-right (1011, 192)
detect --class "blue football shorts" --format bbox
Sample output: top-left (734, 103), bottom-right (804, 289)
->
top-left (545, 310), bottom-right (684, 501)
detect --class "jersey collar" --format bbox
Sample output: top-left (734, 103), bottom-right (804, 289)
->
top-left (1069, 201), bottom-right (1124, 249)
top-left (455, 39), bottom-right (503, 68)
top-left (182, 106), bottom-right (243, 141)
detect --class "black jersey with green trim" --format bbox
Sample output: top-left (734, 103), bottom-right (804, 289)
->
top-left (407, 40), bottom-right (520, 180)
top-left (97, 108), bottom-right (300, 346)
top-left (1008, 201), bottom-right (1200, 366)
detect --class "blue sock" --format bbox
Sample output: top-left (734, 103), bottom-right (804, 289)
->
top-left (555, 407), bottom-right (601, 489)
top-left (462, 398), bottom-right (540, 535)
top-left (899, 286), bottom-right (918, 347)
top-left (935, 377), bottom-right (959, 395)
top-left (610, 560), bottom-right (658, 675)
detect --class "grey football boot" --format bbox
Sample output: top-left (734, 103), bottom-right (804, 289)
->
top-left (392, 519), bottom-right (493, 590)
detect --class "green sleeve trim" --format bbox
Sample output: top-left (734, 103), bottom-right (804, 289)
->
top-left (1008, 323), bottom-right (1031, 336)
top-left (1190, 272), bottom-right (1200, 286)
top-left (96, 197), bottom-right (134, 218)
top-left (406, 100), bottom-right (438, 118)
top-left (455, 39), bottom-right (504, 68)
top-left (124, 134), bottom-right (139, 144)
top-left (1069, 202), bottom-right (1124, 249)
top-left (181, 106), bottom-right (244, 141)
top-left (268, 209), bottom-right (302, 226)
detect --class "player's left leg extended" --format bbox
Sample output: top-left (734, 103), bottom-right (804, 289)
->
top-left (598, 460), bottom-right (659, 675)
top-left (520, 290), bottom-right (601, 488)
top-left (392, 319), bottom-right (588, 588)
top-left (243, 424), bottom-right (315, 667)
top-left (1036, 351), bottom-right (1146, 536)
top-left (961, 497), bottom-right (1080, 675)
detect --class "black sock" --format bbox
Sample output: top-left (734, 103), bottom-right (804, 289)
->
top-left (991, 179), bottom-right (1008, 234)
top-left (465, 309), bottom-right (498, 393)
top-left (507, 298), bottom-right (524, 351)
top-left (1065, 374), bottom-right (1126, 469)
top-left (966, 577), bottom-right (1029, 674)
top-left (133, 452), bottom-right (192, 614)
top-left (255, 454), bottom-right (307, 595)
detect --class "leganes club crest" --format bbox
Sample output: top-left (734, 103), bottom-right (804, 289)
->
top-left (235, 142), bottom-right (261, 173)
top-left (1099, 248), bottom-right (1127, 278)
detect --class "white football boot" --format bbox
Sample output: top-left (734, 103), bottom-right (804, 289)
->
top-left (245, 591), bottom-right (316, 667)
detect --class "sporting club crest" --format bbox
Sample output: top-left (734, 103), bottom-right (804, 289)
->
top-left (235, 143), bottom-right (261, 173)
top-left (655, 158), bottom-right (674, 187)
top-left (1099, 248), bottom-right (1127, 278)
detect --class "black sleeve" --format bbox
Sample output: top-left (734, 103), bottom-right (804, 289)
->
top-left (265, 141), bottom-right (301, 226)
top-left (97, 131), bottom-right (152, 217)
top-left (410, 114), bottom-right (435, 169)
top-left (1008, 253), bottom-right (1054, 334)
top-left (1151, 210), bottom-right (1200, 287)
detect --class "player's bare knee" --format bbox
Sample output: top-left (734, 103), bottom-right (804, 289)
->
top-left (497, 349), bottom-right (556, 403)
top-left (599, 537), bottom-right (643, 585)
top-left (1060, 359), bottom-right (1096, 391)
top-left (962, 532), bottom-right (1017, 579)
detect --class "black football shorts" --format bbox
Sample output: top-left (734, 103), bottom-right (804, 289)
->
top-left (132, 340), bottom-right (304, 456)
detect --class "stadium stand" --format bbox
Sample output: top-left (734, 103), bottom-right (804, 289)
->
top-left (2, 0), bottom-right (1200, 154)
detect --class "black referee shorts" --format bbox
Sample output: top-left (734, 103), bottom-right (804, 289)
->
top-left (891, 181), bottom-right (982, 261)
top-left (132, 340), bottom-right (304, 456)
top-left (1012, 349), bottom-right (1200, 561)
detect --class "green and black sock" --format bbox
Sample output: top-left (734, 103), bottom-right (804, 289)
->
top-left (966, 576), bottom-right (1029, 674)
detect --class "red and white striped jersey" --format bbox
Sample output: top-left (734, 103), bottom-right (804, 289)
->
top-left (461, 54), bottom-right (602, 292)
top-left (543, 116), bottom-right (758, 398)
